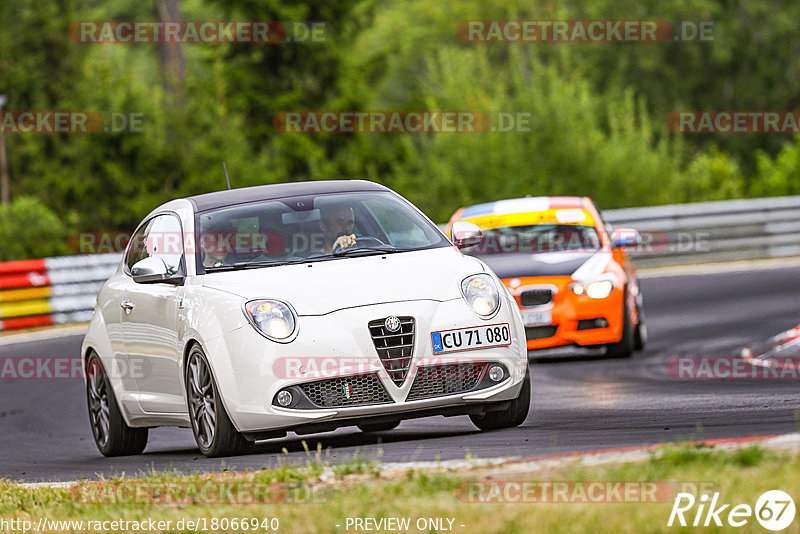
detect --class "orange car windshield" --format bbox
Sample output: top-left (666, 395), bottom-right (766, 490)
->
top-left (468, 224), bottom-right (601, 255)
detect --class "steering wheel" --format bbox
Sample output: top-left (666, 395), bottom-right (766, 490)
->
top-left (332, 235), bottom-right (386, 253)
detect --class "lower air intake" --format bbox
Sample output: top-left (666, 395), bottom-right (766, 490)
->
top-left (406, 363), bottom-right (489, 400)
top-left (298, 374), bottom-right (393, 408)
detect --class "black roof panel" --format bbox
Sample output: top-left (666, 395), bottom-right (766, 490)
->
top-left (186, 180), bottom-right (390, 212)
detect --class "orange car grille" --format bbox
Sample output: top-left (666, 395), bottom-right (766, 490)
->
top-left (525, 325), bottom-right (558, 340)
top-left (519, 289), bottom-right (554, 307)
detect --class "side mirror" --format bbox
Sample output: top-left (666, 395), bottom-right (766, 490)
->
top-left (451, 221), bottom-right (483, 250)
top-left (611, 228), bottom-right (641, 248)
top-left (131, 256), bottom-right (169, 283)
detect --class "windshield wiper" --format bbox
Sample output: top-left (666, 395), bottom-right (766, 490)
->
top-left (328, 246), bottom-right (410, 258)
top-left (204, 248), bottom-right (412, 271)
top-left (205, 258), bottom-right (310, 272)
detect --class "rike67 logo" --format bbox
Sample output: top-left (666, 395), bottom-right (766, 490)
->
top-left (668, 490), bottom-right (795, 531)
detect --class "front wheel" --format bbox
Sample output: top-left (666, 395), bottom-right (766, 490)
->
top-left (86, 353), bottom-right (148, 457)
top-left (470, 366), bottom-right (531, 430)
top-left (186, 345), bottom-right (253, 457)
top-left (606, 297), bottom-right (635, 358)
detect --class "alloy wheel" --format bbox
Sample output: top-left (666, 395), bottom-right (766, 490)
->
top-left (187, 352), bottom-right (216, 449)
top-left (86, 357), bottom-right (110, 447)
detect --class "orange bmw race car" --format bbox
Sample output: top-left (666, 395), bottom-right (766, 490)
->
top-left (447, 196), bottom-right (647, 357)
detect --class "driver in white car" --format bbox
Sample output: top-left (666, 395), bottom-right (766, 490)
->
top-left (318, 203), bottom-right (357, 253)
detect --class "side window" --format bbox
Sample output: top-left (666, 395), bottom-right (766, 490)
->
top-left (148, 215), bottom-right (184, 275)
top-left (124, 214), bottom-right (184, 276)
top-left (125, 220), bottom-right (153, 272)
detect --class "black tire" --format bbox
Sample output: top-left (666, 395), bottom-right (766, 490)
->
top-left (606, 296), bottom-right (635, 358)
top-left (469, 366), bottom-right (531, 430)
top-left (85, 353), bottom-right (148, 457)
top-left (185, 345), bottom-right (253, 457)
top-left (357, 421), bottom-right (400, 433)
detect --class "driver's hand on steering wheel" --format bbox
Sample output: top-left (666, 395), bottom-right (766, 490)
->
top-left (332, 234), bottom-right (357, 251)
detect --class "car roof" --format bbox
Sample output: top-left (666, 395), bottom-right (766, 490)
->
top-left (457, 196), bottom-right (588, 219)
top-left (186, 180), bottom-right (390, 212)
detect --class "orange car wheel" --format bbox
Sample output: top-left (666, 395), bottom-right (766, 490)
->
top-left (605, 296), bottom-right (635, 358)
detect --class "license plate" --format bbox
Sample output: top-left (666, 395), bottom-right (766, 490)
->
top-left (431, 323), bottom-right (511, 354)
top-left (522, 310), bottom-right (551, 327)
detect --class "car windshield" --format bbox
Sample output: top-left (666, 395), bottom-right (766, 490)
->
top-left (196, 190), bottom-right (449, 272)
top-left (465, 224), bottom-right (602, 255)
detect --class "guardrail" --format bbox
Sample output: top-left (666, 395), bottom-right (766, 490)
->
top-left (602, 195), bottom-right (800, 268)
top-left (0, 195), bottom-right (796, 331)
top-left (0, 253), bottom-right (120, 330)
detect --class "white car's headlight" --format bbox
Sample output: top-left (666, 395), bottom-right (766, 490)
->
top-left (571, 280), bottom-right (614, 299)
top-left (244, 299), bottom-right (297, 341)
top-left (461, 274), bottom-right (500, 317)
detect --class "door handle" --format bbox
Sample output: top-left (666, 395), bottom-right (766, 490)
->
top-left (120, 300), bottom-right (135, 312)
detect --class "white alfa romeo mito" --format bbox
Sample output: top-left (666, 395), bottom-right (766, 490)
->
top-left (82, 180), bottom-right (530, 457)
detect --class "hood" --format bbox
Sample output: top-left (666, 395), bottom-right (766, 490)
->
top-left (474, 250), bottom-right (611, 279)
top-left (202, 247), bottom-right (483, 315)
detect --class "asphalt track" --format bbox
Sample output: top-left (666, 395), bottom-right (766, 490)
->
top-left (2, 265), bottom-right (800, 482)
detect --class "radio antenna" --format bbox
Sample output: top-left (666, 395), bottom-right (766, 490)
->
top-left (222, 162), bottom-right (231, 190)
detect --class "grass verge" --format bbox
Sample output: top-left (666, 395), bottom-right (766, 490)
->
top-left (1, 443), bottom-right (797, 533)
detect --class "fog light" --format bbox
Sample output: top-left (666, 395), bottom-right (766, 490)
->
top-left (276, 390), bottom-right (293, 407)
top-left (488, 365), bottom-right (504, 382)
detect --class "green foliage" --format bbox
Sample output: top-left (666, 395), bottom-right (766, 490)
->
top-left (334, 45), bottom-right (696, 221)
top-left (1, 0), bottom-right (800, 260)
top-left (752, 136), bottom-right (800, 196)
top-left (671, 145), bottom-right (746, 203)
top-left (0, 197), bottom-right (69, 260)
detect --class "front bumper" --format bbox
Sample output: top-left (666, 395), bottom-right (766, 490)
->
top-left (205, 297), bottom-right (528, 433)
top-left (504, 276), bottom-right (625, 350)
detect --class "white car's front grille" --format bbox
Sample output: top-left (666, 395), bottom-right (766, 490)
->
top-left (368, 316), bottom-right (415, 385)
top-left (406, 363), bottom-right (488, 400)
top-left (298, 374), bottom-right (393, 408)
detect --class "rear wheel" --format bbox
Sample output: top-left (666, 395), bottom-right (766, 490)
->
top-left (85, 353), bottom-right (148, 457)
top-left (358, 421), bottom-right (400, 433)
top-left (186, 345), bottom-right (253, 457)
top-left (470, 366), bottom-right (531, 430)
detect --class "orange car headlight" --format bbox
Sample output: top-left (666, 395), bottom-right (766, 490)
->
top-left (571, 280), bottom-right (614, 299)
